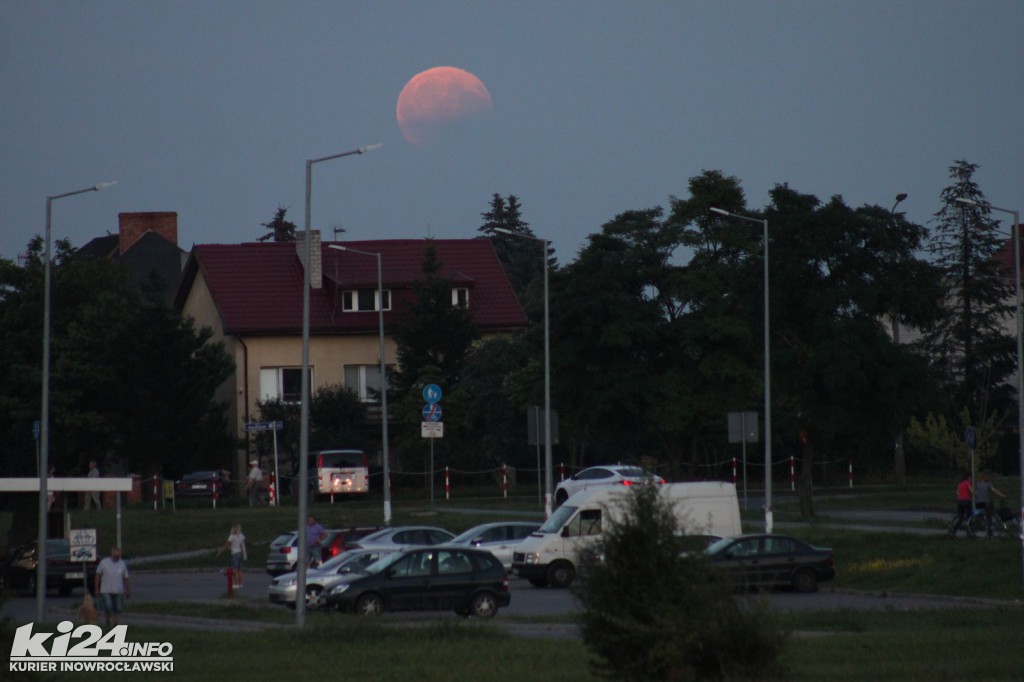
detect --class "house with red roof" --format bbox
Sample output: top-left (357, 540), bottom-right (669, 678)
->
top-left (173, 231), bottom-right (527, 478)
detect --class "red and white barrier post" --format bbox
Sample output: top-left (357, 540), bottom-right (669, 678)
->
top-left (848, 460), bottom-right (853, 489)
top-left (501, 465), bottom-right (509, 499)
top-left (559, 462), bottom-right (565, 482)
top-left (732, 457), bottom-right (738, 485)
top-left (444, 466), bottom-right (451, 500)
top-left (268, 472), bottom-right (277, 507)
top-left (152, 475), bottom-right (158, 511)
top-left (789, 456), bottom-right (796, 492)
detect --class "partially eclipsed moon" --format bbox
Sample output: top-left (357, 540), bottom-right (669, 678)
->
top-left (397, 66), bottom-right (493, 147)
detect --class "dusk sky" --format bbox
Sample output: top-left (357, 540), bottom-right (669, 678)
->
top-left (2, 1), bottom-right (1022, 266)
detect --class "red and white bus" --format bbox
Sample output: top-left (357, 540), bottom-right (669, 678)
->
top-left (309, 449), bottom-right (369, 497)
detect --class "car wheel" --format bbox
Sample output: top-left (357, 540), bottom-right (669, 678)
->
top-left (355, 593), bottom-right (384, 616)
top-left (469, 592), bottom-right (499, 618)
top-left (528, 578), bottom-right (548, 588)
top-left (791, 568), bottom-right (818, 593)
top-left (554, 489), bottom-right (569, 506)
top-left (306, 586), bottom-right (324, 610)
top-left (546, 561), bottom-right (575, 588)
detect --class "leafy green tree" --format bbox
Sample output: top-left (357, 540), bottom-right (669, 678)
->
top-left (392, 243), bottom-right (479, 391)
top-left (257, 206), bottom-right (298, 242)
top-left (574, 484), bottom-right (787, 681)
top-left (477, 193), bottom-right (547, 294)
top-left (0, 238), bottom-right (236, 479)
top-left (921, 160), bottom-right (1015, 434)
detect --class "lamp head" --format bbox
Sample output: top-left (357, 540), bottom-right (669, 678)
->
top-left (94, 181), bottom-right (118, 191)
top-left (709, 207), bottom-right (730, 217)
top-left (359, 143), bottom-right (383, 154)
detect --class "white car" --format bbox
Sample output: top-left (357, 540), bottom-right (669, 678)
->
top-left (554, 465), bottom-right (664, 506)
top-left (449, 521), bottom-right (542, 569)
top-left (346, 526), bottom-right (455, 551)
top-left (268, 548), bottom-right (397, 609)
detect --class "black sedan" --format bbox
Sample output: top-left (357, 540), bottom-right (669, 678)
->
top-left (0, 539), bottom-right (97, 596)
top-left (174, 471), bottom-right (225, 499)
top-left (706, 534), bottom-right (835, 593)
top-left (323, 546), bottom-right (511, 618)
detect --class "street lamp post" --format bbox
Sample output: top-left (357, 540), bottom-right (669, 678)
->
top-left (37, 181), bottom-right (117, 622)
top-left (709, 207), bottom-right (772, 533)
top-left (492, 228), bottom-right (553, 517)
top-left (955, 197), bottom-right (1023, 590)
top-left (890, 193), bottom-right (908, 485)
top-left (328, 244), bottom-right (391, 524)
top-left (297, 144), bottom-right (381, 628)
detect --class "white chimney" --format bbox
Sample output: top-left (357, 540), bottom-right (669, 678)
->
top-left (296, 230), bottom-right (322, 289)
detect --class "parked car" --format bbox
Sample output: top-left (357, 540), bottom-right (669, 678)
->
top-left (174, 471), bottom-right (225, 499)
top-left (554, 465), bottom-right (664, 506)
top-left (346, 526), bottom-right (456, 551)
top-left (265, 527), bottom-right (383, 575)
top-left (268, 548), bottom-right (398, 609)
top-left (323, 546), bottom-right (511, 617)
top-left (0, 539), bottom-right (97, 596)
top-left (449, 522), bottom-right (541, 569)
top-left (705, 534), bottom-right (835, 593)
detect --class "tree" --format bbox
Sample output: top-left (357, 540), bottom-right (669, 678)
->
top-left (0, 238), bottom-right (236, 478)
top-left (257, 206), bottom-right (298, 242)
top-left (477, 193), bottom-right (546, 294)
top-left (574, 484), bottom-right (787, 681)
top-left (392, 243), bottom-right (479, 392)
top-left (920, 160), bottom-right (1015, 436)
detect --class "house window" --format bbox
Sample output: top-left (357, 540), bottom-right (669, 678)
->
top-left (260, 367), bottom-right (311, 403)
top-left (452, 287), bottom-right (469, 308)
top-left (344, 364), bottom-right (392, 403)
top-left (342, 289), bottom-right (391, 312)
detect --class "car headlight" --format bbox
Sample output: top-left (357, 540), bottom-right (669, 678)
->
top-left (523, 553), bottom-right (540, 565)
top-left (277, 578), bottom-right (297, 588)
top-left (328, 583), bottom-right (350, 596)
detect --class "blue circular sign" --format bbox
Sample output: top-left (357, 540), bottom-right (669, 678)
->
top-left (423, 384), bottom-right (442, 404)
top-left (422, 403), bottom-right (443, 422)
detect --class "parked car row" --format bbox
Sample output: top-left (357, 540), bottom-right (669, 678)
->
top-left (0, 539), bottom-right (97, 596)
top-left (266, 527), bottom-right (383, 575)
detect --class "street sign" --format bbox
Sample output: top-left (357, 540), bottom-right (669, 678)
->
top-left (423, 384), bottom-right (442, 404)
top-left (422, 403), bottom-right (443, 422)
top-left (727, 412), bottom-right (759, 443)
top-left (69, 528), bottom-right (97, 563)
top-left (421, 422), bottom-right (444, 438)
top-left (244, 421), bottom-right (284, 432)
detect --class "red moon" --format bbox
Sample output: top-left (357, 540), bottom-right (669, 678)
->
top-left (396, 66), bottom-right (493, 147)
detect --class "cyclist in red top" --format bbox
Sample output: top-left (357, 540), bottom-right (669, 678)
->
top-left (948, 472), bottom-right (973, 536)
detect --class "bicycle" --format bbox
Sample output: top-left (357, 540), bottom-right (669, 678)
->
top-left (967, 502), bottom-right (1022, 539)
top-left (946, 509), bottom-right (974, 539)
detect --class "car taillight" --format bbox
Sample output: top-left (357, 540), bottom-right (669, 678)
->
top-left (621, 480), bottom-right (634, 486)
top-left (502, 577), bottom-right (509, 591)
top-left (280, 547), bottom-right (291, 555)
top-left (330, 546), bottom-right (340, 557)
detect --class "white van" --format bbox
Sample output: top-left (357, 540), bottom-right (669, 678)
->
top-left (511, 481), bottom-right (742, 588)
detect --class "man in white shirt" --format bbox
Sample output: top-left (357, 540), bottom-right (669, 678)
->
top-left (94, 547), bottom-right (130, 626)
top-left (84, 460), bottom-right (101, 510)
top-left (246, 460), bottom-right (265, 507)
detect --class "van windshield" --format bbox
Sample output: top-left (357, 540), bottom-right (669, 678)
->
top-left (539, 505), bottom-right (577, 533)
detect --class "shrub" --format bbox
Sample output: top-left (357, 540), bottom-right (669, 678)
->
top-left (572, 485), bottom-right (788, 681)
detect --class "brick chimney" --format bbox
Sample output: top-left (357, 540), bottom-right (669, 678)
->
top-left (296, 230), bottom-right (322, 289)
top-left (118, 212), bottom-right (178, 254)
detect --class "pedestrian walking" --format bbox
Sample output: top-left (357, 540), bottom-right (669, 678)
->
top-left (84, 460), bottom-right (102, 510)
top-left (217, 523), bottom-right (247, 589)
top-left (948, 471), bottom-right (973, 536)
top-left (246, 460), bottom-right (265, 507)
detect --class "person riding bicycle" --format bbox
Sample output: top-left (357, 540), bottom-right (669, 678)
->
top-left (949, 471), bottom-right (973, 536)
top-left (974, 472), bottom-right (1007, 537)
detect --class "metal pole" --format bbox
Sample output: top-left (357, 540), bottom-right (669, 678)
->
top-left (297, 145), bottom-right (380, 627)
top-left (376, 252), bottom-right (392, 524)
top-left (709, 208), bottom-right (771, 533)
top-left (542, 238), bottom-right (553, 519)
top-left (37, 182), bottom-right (115, 623)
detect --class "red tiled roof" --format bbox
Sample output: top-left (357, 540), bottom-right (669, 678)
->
top-left (176, 238), bottom-right (527, 336)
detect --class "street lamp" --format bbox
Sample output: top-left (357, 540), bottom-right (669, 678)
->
top-left (955, 196), bottom-right (1023, 590)
top-left (37, 181), bottom-right (117, 622)
top-left (709, 207), bottom-right (772, 533)
top-left (492, 228), bottom-right (553, 517)
top-left (327, 244), bottom-right (391, 524)
top-left (890, 193), bottom-right (908, 485)
top-left (297, 144), bottom-right (381, 627)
